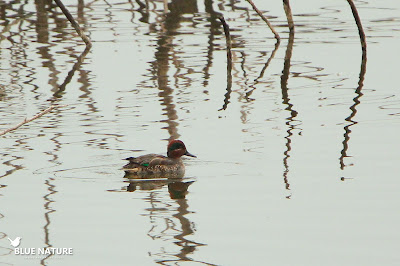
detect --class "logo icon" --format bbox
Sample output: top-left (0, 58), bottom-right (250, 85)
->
top-left (7, 237), bottom-right (22, 248)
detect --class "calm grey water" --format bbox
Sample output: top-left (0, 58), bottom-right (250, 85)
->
top-left (1, 0), bottom-right (400, 265)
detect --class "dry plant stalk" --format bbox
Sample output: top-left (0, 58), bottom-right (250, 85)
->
top-left (245, 0), bottom-right (280, 41)
top-left (346, 0), bottom-right (367, 54)
top-left (283, 0), bottom-right (294, 31)
top-left (0, 105), bottom-right (67, 136)
top-left (53, 0), bottom-right (92, 47)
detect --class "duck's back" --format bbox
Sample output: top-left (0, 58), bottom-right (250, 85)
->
top-left (124, 154), bottom-right (165, 168)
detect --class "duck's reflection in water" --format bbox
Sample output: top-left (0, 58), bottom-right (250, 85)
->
top-left (123, 177), bottom-right (214, 265)
top-left (125, 178), bottom-right (192, 199)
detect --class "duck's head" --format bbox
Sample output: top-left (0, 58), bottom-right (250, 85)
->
top-left (167, 140), bottom-right (196, 159)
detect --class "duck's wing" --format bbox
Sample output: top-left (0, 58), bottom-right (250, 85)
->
top-left (148, 156), bottom-right (176, 166)
top-left (124, 154), bottom-right (165, 168)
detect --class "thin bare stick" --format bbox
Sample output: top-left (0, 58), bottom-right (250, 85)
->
top-left (53, 0), bottom-right (92, 47)
top-left (283, 0), bottom-right (294, 32)
top-left (0, 105), bottom-right (67, 136)
top-left (245, 0), bottom-right (280, 41)
top-left (346, 0), bottom-right (367, 54)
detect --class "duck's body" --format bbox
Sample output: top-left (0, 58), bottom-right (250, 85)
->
top-left (123, 140), bottom-right (195, 178)
top-left (123, 154), bottom-right (186, 177)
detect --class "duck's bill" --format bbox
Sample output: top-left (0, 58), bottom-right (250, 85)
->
top-left (185, 151), bottom-right (197, 158)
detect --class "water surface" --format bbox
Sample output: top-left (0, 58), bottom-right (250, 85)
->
top-left (1, 0), bottom-right (400, 265)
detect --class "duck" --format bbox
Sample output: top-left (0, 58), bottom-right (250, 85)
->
top-left (123, 140), bottom-right (196, 178)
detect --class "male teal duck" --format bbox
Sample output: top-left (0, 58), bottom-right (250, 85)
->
top-left (123, 140), bottom-right (196, 177)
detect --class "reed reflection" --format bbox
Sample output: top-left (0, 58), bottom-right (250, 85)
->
top-left (1, 156), bottom-right (23, 179)
top-left (147, 0), bottom-right (198, 140)
top-left (34, 0), bottom-right (62, 92)
top-left (40, 131), bottom-right (63, 265)
top-left (203, 0), bottom-right (221, 87)
top-left (32, 1), bottom-right (92, 99)
top-left (280, 0), bottom-right (296, 199)
top-left (218, 16), bottom-right (233, 111)
top-left (40, 177), bottom-right (57, 265)
top-left (130, 1), bottom-right (213, 264)
top-left (54, 0), bottom-right (91, 97)
top-left (1, 4), bottom-right (34, 86)
top-left (54, 46), bottom-right (91, 98)
top-left (339, 44), bottom-right (367, 171)
top-left (125, 178), bottom-right (214, 265)
top-left (1, 3), bottom-right (81, 262)
top-left (245, 40), bottom-right (280, 101)
top-left (132, 0), bottom-right (149, 23)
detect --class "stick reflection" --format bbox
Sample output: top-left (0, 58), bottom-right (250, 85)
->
top-left (339, 46), bottom-right (367, 171)
top-left (125, 178), bottom-right (215, 265)
top-left (281, 0), bottom-right (296, 199)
